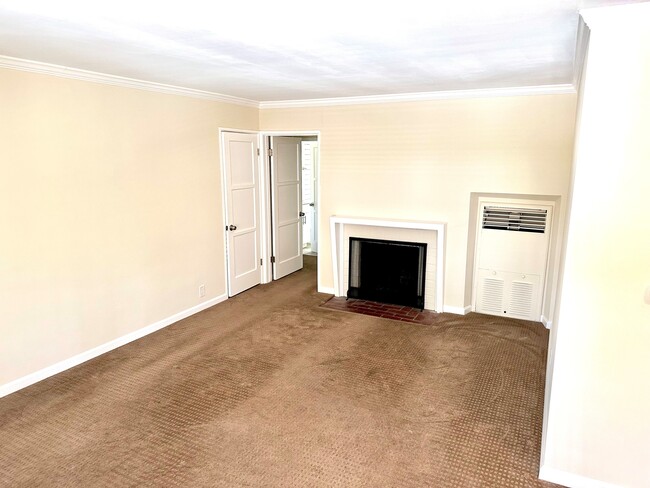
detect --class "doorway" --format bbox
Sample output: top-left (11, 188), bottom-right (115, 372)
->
top-left (220, 129), bottom-right (320, 297)
top-left (265, 134), bottom-right (319, 281)
top-left (300, 139), bottom-right (318, 256)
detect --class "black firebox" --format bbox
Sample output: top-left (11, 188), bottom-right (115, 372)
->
top-left (347, 237), bottom-right (427, 309)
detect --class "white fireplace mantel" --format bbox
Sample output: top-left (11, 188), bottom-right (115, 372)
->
top-left (330, 216), bottom-right (446, 312)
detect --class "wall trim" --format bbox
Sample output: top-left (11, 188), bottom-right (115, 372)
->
top-left (0, 294), bottom-right (228, 399)
top-left (0, 55), bottom-right (577, 110)
top-left (443, 305), bottom-right (472, 315)
top-left (539, 465), bottom-right (624, 488)
top-left (259, 84), bottom-right (576, 109)
top-left (573, 17), bottom-right (590, 89)
top-left (0, 55), bottom-right (259, 108)
top-left (541, 315), bottom-right (553, 329)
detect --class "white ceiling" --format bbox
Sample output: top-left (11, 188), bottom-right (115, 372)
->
top-left (0, 0), bottom-right (636, 102)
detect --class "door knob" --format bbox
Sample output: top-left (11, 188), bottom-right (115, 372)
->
top-left (229, 224), bottom-right (237, 231)
top-left (309, 203), bottom-right (315, 207)
top-left (299, 212), bottom-right (305, 217)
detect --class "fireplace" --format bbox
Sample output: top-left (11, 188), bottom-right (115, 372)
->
top-left (347, 237), bottom-right (427, 309)
top-left (330, 216), bottom-right (445, 312)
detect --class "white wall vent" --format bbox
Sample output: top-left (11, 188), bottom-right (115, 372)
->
top-left (473, 200), bottom-right (553, 322)
top-left (480, 277), bottom-right (504, 314)
top-left (482, 206), bottom-right (547, 233)
top-left (509, 280), bottom-right (535, 317)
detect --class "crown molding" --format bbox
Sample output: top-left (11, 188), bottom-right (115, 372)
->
top-left (0, 55), bottom-right (260, 108)
top-left (258, 84), bottom-right (576, 109)
top-left (0, 55), bottom-right (577, 110)
top-left (573, 16), bottom-right (590, 89)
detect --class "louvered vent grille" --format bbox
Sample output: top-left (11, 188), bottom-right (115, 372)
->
top-left (509, 281), bottom-right (534, 317)
top-left (482, 206), bottom-right (547, 233)
top-left (480, 278), bottom-right (504, 314)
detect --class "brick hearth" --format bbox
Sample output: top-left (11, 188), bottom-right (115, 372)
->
top-left (321, 297), bottom-right (439, 325)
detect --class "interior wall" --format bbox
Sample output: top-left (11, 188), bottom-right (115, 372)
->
top-left (260, 94), bottom-right (577, 311)
top-left (0, 68), bottom-right (258, 388)
top-left (541, 4), bottom-right (650, 487)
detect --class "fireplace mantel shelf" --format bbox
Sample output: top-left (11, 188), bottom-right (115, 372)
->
top-left (329, 216), bottom-right (446, 312)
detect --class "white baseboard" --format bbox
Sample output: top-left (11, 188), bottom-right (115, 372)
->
top-left (539, 465), bottom-right (623, 488)
top-left (0, 294), bottom-right (228, 399)
top-left (318, 286), bottom-right (335, 295)
top-left (442, 305), bottom-right (472, 315)
top-left (541, 315), bottom-right (553, 329)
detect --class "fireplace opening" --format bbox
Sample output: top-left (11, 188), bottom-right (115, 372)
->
top-left (347, 237), bottom-right (427, 309)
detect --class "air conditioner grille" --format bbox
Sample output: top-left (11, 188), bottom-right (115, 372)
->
top-left (482, 206), bottom-right (547, 233)
top-left (480, 278), bottom-right (504, 314)
top-left (509, 281), bottom-right (534, 317)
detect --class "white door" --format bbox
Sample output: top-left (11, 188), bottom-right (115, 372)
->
top-left (271, 136), bottom-right (303, 279)
top-left (223, 132), bottom-right (261, 295)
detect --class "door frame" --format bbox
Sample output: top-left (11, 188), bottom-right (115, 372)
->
top-left (219, 128), bottom-right (320, 293)
top-left (261, 130), bottom-right (321, 285)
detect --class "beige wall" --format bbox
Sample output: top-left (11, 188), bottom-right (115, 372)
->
top-left (542, 5), bottom-right (650, 487)
top-left (0, 68), bottom-right (258, 386)
top-left (0, 67), bottom-right (579, 399)
top-left (261, 94), bottom-right (577, 311)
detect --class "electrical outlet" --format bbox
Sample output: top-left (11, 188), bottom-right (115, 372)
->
top-left (199, 284), bottom-right (206, 298)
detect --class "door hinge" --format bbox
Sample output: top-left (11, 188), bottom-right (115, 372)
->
top-left (256, 148), bottom-right (260, 156)
top-left (267, 148), bottom-right (273, 157)
top-left (271, 256), bottom-right (276, 264)
top-left (260, 258), bottom-right (263, 266)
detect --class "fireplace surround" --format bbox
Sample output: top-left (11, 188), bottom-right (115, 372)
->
top-left (330, 216), bottom-right (446, 312)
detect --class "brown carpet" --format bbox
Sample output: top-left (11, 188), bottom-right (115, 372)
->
top-left (0, 256), bottom-right (561, 487)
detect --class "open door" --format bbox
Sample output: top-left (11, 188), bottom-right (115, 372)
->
top-left (271, 136), bottom-right (303, 279)
top-left (223, 131), bottom-right (261, 295)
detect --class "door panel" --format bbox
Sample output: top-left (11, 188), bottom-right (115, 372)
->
top-left (278, 185), bottom-right (299, 222)
top-left (223, 132), bottom-right (261, 296)
top-left (278, 222), bottom-right (301, 260)
top-left (231, 188), bottom-right (256, 230)
top-left (232, 231), bottom-right (258, 276)
top-left (271, 137), bottom-right (303, 279)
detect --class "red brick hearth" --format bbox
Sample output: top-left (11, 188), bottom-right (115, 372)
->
top-left (321, 297), bottom-right (439, 325)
